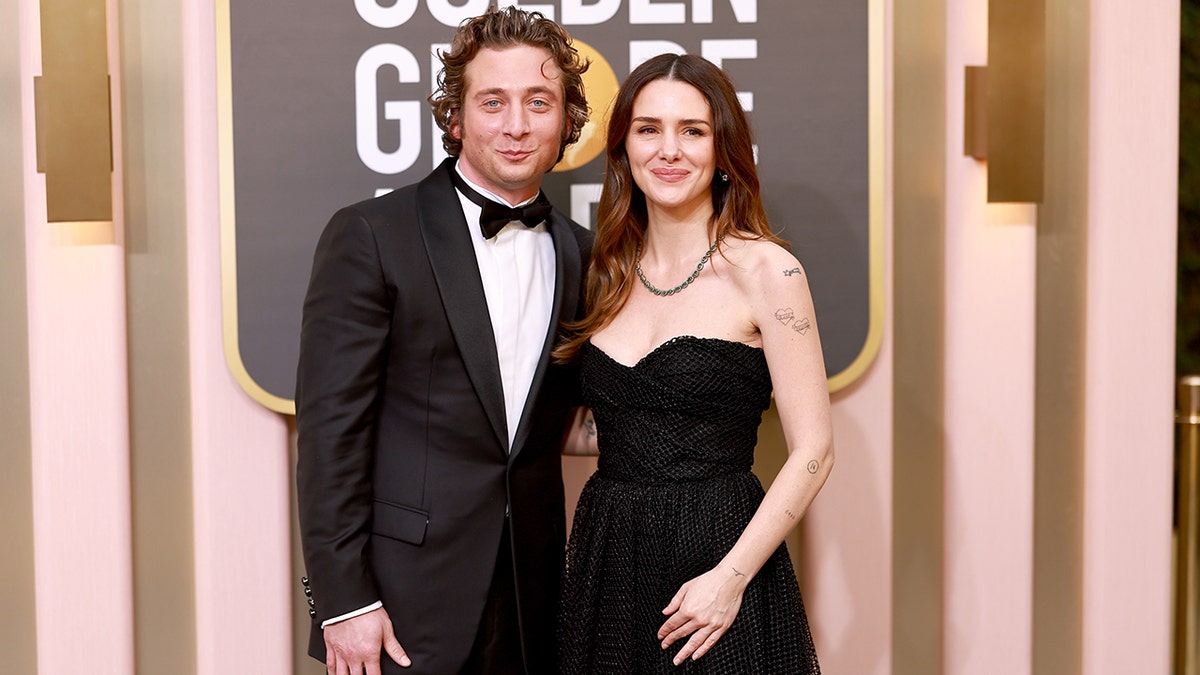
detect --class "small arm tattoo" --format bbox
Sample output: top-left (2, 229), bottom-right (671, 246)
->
top-left (785, 509), bottom-right (797, 520)
top-left (783, 267), bottom-right (803, 277)
top-left (775, 308), bottom-right (813, 336)
top-left (584, 417), bottom-right (596, 438)
top-left (731, 567), bottom-right (745, 577)
top-left (807, 460), bottom-right (820, 474)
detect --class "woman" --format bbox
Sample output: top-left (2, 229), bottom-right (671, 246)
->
top-left (556, 53), bottom-right (832, 674)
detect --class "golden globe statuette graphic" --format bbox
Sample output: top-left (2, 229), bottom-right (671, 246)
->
top-left (554, 40), bottom-right (619, 173)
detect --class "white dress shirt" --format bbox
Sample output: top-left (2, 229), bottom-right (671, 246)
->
top-left (454, 167), bottom-right (557, 450)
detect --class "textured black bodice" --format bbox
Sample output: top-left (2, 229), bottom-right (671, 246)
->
top-left (559, 336), bottom-right (820, 674)
top-left (586, 336), bottom-right (772, 485)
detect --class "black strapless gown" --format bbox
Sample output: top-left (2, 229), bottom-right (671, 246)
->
top-left (559, 336), bottom-right (820, 674)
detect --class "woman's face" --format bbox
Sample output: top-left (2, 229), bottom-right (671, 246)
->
top-left (624, 79), bottom-right (716, 219)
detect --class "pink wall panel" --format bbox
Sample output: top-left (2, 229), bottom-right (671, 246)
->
top-left (183, 0), bottom-right (293, 671)
top-left (22, 0), bottom-right (136, 671)
top-left (1082, 1), bottom-right (1178, 671)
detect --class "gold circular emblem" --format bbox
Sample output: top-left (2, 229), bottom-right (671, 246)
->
top-left (555, 39), bottom-right (619, 172)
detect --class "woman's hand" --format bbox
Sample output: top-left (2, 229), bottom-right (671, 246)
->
top-left (656, 565), bottom-right (750, 664)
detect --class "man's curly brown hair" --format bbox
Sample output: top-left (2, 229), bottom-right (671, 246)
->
top-left (428, 6), bottom-right (591, 164)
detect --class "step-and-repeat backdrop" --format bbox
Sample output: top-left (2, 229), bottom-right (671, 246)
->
top-left (218, 0), bottom-right (880, 412)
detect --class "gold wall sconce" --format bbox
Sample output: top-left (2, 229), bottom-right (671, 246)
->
top-left (34, 0), bottom-right (113, 223)
top-left (965, 0), bottom-right (1045, 203)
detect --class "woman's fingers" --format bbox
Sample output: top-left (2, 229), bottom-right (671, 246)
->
top-left (671, 624), bottom-right (730, 665)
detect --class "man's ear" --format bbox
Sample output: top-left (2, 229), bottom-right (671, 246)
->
top-left (450, 112), bottom-right (462, 140)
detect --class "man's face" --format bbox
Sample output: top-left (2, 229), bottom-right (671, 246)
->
top-left (452, 45), bottom-right (568, 204)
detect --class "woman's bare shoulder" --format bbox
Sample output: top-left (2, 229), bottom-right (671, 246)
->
top-left (719, 236), bottom-right (805, 285)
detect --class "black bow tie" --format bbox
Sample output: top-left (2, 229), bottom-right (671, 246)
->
top-left (450, 169), bottom-right (552, 239)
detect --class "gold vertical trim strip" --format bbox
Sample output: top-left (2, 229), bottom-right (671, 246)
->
top-left (1, 0), bottom-right (36, 671)
top-left (893, 0), bottom-right (946, 670)
top-left (35, 0), bottom-right (113, 222)
top-left (1031, 0), bottom-right (1088, 671)
top-left (1175, 377), bottom-right (1200, 675)
top-left (117, 0), bottom-right (199, 671)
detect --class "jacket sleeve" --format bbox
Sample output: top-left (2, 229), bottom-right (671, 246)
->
top-left (561, 222), bottom-right (595, 407)
top-left (295, 206), bottom-right (391, 623)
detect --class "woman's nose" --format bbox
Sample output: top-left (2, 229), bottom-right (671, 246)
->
top-left (658, 134), bottom-right (679, 160)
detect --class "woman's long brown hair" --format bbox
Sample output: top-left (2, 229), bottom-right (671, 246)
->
top-left (554, 53), bottom-right (785, 362)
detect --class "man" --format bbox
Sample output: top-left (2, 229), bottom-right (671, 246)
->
top-left (295, 8), bottom-right (591, 674)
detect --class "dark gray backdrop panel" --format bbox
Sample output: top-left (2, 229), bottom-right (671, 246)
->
top-left (228, 1), bottom-right (870, 405)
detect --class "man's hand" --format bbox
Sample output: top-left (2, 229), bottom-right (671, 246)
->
top-left (324, 607), bottom-right (411, 674)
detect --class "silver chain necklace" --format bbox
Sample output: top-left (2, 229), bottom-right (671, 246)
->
top-left (634, 237), bottom-right (722, 297)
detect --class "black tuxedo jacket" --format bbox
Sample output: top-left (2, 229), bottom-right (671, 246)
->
top-left (296, 158), bottom-right (592, 674)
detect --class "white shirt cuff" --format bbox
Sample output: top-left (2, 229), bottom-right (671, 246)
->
top-left (320, 601), bottom-right (383, 629)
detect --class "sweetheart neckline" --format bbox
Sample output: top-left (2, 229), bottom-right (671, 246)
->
top-left (586, 335), bottom-right (764, 369)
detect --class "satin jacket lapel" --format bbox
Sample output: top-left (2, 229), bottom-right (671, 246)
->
top-left (417, 159), bottom-right (508, 450)
top-left (510, 209), bottom-right (582, 460)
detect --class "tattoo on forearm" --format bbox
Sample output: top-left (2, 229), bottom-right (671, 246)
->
top-left (774, 308), bottom-right (813, 336)
top-left (785, 509), bottom-right (797, 520)
top-left (783, 267), bottom-right (803, 277)
top-left (807, 460), bottom-right (820, 474)
top-left (731, 567), bottom-right (745, 577)
top-left (584, 418), bottom-right (596, 438)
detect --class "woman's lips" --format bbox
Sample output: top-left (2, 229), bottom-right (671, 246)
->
top-left (651, 168), bottom-right (689, 181)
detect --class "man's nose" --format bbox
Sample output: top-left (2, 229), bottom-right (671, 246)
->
top-left (503, 107), bottom-right (531, 137)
